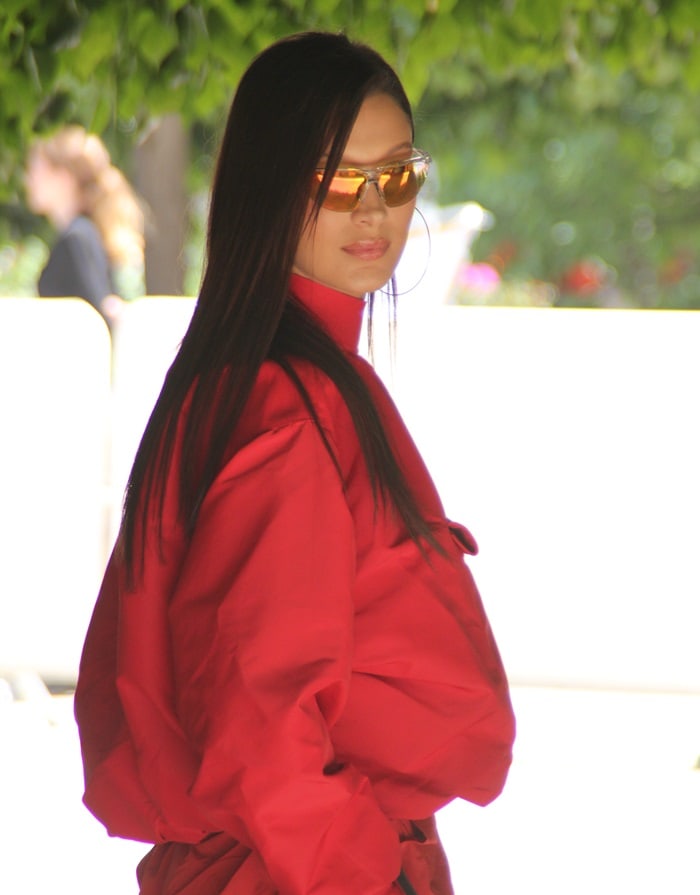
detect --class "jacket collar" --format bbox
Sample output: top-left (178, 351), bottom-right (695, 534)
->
top-left (289, 274), bottom-right (365, 354)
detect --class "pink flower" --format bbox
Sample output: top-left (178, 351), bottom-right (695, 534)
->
top-left (457, 262), bottom-right (501, 294)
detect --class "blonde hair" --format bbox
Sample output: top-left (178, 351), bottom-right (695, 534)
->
top-left (31, 125), bottom-right (144, 268)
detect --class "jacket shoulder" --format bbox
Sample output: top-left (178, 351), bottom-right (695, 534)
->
top-left (241, 358), bottom-right (354, 444)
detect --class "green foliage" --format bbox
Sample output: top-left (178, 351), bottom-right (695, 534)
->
top-left (3, 0), bottom-right (700, 306)
top-left (399, 0), bottom-right (700, 308)
top-left (3, 0), bottom-right (697, 171)
top-left (418, 68), bottom-right (700, 308)
top-left (0, 0), bottom-right (451, 200)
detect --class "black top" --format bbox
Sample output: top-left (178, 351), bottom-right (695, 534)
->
top-left (38, 216), bottom-right (115, 317)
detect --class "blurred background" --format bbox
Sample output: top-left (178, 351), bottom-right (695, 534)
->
top-left (1, 3), bottom-right (699, 894)
top-left (3, 0), bottom-right (700, 309)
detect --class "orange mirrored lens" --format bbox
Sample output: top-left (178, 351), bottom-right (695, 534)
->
top-left (325, 173), bottom-right (366, 211)
top-left (313, 158), bottom-right (429, 211)
top-left (311, 171), bottom-right (361, 211)
top-left (380, 165), bottom-right (421, 207)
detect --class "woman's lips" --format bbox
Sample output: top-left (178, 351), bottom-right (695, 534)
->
top-left (342, 238), bottom-right (390, 261)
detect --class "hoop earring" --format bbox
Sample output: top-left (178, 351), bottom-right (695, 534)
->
top-left (367, 209), bottom-right (432, 366)
top-left (383, 206), bottom-right (432, 299)
top-left (366, 208), bottom-right (431, 368)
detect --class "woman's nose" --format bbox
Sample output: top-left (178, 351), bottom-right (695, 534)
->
top-left (354, 178), bottom-right (387, 216)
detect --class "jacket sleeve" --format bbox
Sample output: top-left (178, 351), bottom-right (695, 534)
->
top-left (146, 418), bottom-right (400, 895)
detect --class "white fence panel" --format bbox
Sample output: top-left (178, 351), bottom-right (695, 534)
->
top-left (2, 296), bottom-right (698, 692)
top-left (109, 296), bottom-right (196, 542)
top-left (0, 299), bottom-right (111, 682)
top-left (387, 304), bottom-right (700, 692)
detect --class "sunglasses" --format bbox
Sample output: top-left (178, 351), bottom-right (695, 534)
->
top-left (312, 149), bottom-right (431, 213)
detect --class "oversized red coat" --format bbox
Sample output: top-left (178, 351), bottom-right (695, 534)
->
top-left (74, 274), bottom-right (515, 895)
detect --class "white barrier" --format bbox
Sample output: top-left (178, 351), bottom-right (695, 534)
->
top-left (109, 296), bottom-right (196, 542)
top-left (385, 304), bottom-right (700, 693)
top-left (2, 295), bottom-right (699, 692)
top-left (0, 299), bottom-right (111, 683)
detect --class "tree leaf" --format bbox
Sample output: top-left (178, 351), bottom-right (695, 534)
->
top-left (139, 14), bottom-right (180, 69)
top-left (63, 10), bottom-right (119, 80)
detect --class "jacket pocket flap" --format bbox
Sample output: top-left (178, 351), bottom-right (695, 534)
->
top-left (447, 520), bottom-right (478, 556)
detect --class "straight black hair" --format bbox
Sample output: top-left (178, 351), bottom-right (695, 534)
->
top-left (121, 31), bottom-right (438, 579)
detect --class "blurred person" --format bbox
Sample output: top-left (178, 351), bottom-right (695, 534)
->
top-left (74, 32), bottom-right (515, 895)
top-left (24, 125), bottom-right (144, 328)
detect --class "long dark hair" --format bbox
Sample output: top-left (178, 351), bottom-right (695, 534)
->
top-left (122, 31), bottom-right (437, 578)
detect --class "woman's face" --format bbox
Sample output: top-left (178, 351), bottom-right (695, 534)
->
top-left (293, 92), bottom-right (416, 298)
top-left (24, 150), bottom-right (55, 215)
top-left (24, 150), bottom-right (75, 220)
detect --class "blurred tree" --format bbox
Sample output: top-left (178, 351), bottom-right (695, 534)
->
top-left (419, 69), bottom-right (700, 308)
top-left (0, 0), bottom-right (466, 291)
top-left (3, 0), bottom-right (699, 155)
top-left (1, 0), bottom-right (699, 301)
top-left (1, 0), bottom-right (469, 197)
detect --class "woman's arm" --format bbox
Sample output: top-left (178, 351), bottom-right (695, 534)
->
top-left (162, 418), bottom-right (400, 895)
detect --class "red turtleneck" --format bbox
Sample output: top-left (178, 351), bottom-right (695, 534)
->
top-left (75, 276), bottom-right (515, 895)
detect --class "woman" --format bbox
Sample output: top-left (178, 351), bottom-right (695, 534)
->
top-left (25, 125), bottom-right (143, 327)
top-left (74, 31), bottom-right (515, 895)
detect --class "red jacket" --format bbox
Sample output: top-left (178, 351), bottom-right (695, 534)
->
top-left (75, 274), bottom-right (515, 895)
